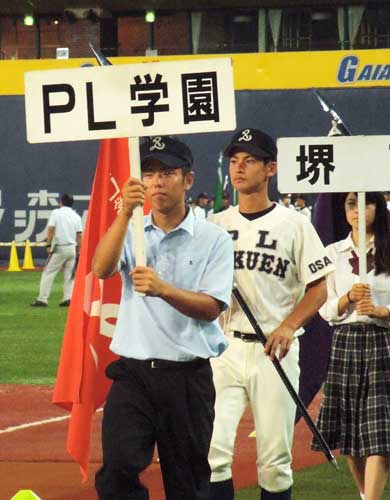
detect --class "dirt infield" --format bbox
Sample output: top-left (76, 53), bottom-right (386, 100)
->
top-left (0, 385), bottom-right (329, 500)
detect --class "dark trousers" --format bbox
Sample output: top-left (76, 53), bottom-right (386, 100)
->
top-left (95, 357), bottom-right (215, 500)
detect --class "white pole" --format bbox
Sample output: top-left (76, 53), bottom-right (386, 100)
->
top-left (128, 137), bottom-right (146, 267)
top-left (358, 191), bottom-right (367, 283)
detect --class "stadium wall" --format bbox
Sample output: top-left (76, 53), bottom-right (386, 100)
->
top-left (0, 49), bottom-right (389, 260)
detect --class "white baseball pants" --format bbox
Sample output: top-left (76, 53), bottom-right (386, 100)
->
top-left (37, 245), bottom-right (76, 303)
top-left (209, 336), bottom-right (300, 493)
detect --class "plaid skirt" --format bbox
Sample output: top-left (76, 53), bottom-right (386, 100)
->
top-left (312, 323), bottom-right (390, 456)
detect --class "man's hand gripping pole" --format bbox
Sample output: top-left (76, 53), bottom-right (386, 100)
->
top-left (232, 285), bottom-right (339, 471)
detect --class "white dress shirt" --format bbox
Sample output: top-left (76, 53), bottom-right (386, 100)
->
top-left (111, 208), bottom-right (234, 360)
top-left (47, 206), bottom-right (82, 245)
top-left (320, 233), bottom-right (390, 330)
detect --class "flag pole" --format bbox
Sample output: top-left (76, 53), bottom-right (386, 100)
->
top-left (313, 89), bottom-right (352, 136)
top-left (213, 152), bottom-right (224, 213)
top-left (358, 192), bottom-right (367, 283)
top-left (223, 174), bottom-right (229, 191)
top-left (233, 189), bottom-right (238, 206)
top-left (314, 89), bottom-right (367, 283)
top-left (88, 44), bottom-right (147, 269)
top-left (128, 137), bottom-right (146, 267)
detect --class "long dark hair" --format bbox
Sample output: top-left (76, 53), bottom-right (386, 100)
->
top-left (342, 192), bottom-right (390, 275)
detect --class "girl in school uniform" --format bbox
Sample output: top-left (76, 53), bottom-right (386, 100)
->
top-left (313, 192), bottom-right (390, 500)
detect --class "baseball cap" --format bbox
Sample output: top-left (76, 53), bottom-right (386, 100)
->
top-left (197, 192), bottom-right (208, 200)
top-left (140, 136), bottom-right (193, 170)
top-left (224, 128), bottom-right (277, 161)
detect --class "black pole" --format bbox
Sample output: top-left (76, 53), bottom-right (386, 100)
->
top-left (344, 5), bottom-right (350, 50)
top-left (188, 11), bottom-right (193, 54)
top-left (232, 286), bottom-right (339, 471)
top-left (88, 42), bottom-right (112, 66)
top-left (149, 22), bottom-right (154, 51)
top-left (35, 15), bottom-right (41, 59)
top-left (313, 89), bottom-right (352, 136)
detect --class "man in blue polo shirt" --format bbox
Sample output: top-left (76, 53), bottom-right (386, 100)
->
top-left (93, 136), bottom-right (234, 500)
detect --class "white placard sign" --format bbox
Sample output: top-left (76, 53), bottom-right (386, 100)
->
top-left (24, 58), bottom-right (236, 143)
top-left (277, 135), bottom-right (390, 193)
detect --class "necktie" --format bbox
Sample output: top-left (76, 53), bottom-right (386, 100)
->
top-left (348, 248), bottom-right (374, 275)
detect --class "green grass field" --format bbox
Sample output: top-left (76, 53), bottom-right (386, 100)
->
top-left (1, 271), bottom-right (389, 498)
top-left (236, 456), bottom-right (377, 499)
top-left (0, 271), bottom-right (68, 384)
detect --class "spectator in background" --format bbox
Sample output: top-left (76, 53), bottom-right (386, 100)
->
top-left (279, 194), bottom-right (295, 210)
top-left (207, 196), bottom-right (215, 217)
top-left (207, 193), bottom-right (231, 217)
top-left (221, 192), bottom-right (231, 212)
top-left (193, 192), bottom-right (209, 219)
top-left (186, 196), bottom-right (196, 211)
top-left (295, 194), bottom-right (312, 221)
top-left (31, 194), bottom-right (82, 307)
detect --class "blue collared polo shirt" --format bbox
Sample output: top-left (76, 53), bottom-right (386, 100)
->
top-left (110, 208), bottom-right (234, 361)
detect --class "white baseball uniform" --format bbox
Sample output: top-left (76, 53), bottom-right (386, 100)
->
top-left (37, 206), bottom-right (82, 304)
top-left (208, 203), bottom-right (333, 493)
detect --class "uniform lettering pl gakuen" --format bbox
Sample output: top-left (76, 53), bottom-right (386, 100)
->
top-left (228, 229), bottom-right (331, 278)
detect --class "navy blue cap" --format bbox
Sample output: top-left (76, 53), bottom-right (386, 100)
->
top-left (224, 128), bottom-right (277, 161)
top-left (140, 136), bottom-right (193, 170)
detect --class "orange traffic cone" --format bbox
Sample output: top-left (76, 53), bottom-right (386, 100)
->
top-left (8, 241), bottom-right (21, 272)
top-left (22, 240), bottom-right (35, 270)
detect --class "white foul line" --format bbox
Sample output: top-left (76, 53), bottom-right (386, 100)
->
top-left (0, 408), bottom-right (103, 435)
top-left (0, 415), bottom-right (70, 434)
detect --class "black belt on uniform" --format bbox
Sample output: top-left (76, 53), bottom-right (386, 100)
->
top-left (120, 356), bottom-right (209, 370)
top-left (233, 331), bottom-right (260, 342)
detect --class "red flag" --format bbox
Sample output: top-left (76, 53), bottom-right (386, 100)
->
top-left (53, 138), bottom-right (148, 481)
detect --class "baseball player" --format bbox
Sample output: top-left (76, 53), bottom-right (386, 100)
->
top-left (193, 192), bottom-right (209, 218)
top-left (31, 193), bottom-right (82, 307)
top-left (208, 128), bottom-right (334, 500)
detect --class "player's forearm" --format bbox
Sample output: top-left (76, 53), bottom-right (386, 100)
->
top-left (159, 283), bottom-right (222, 322)
top-left (93, 212), bottom-right (131, 279)
top-left (281, 278), bottom-right (327, 332)
top-left (370, 305), bottom-right (390, 319)
top-left (46, 227), bottom-right (55, 245)
top-left (76, 232), bottom-right (82, 253)
top-left (337, 293), bottom-right (351, 316)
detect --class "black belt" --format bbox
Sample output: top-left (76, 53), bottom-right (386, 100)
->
top-left (120, 356), bottom-right (209, 370)
top-left (233, 331), bottom-right (260, 342)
